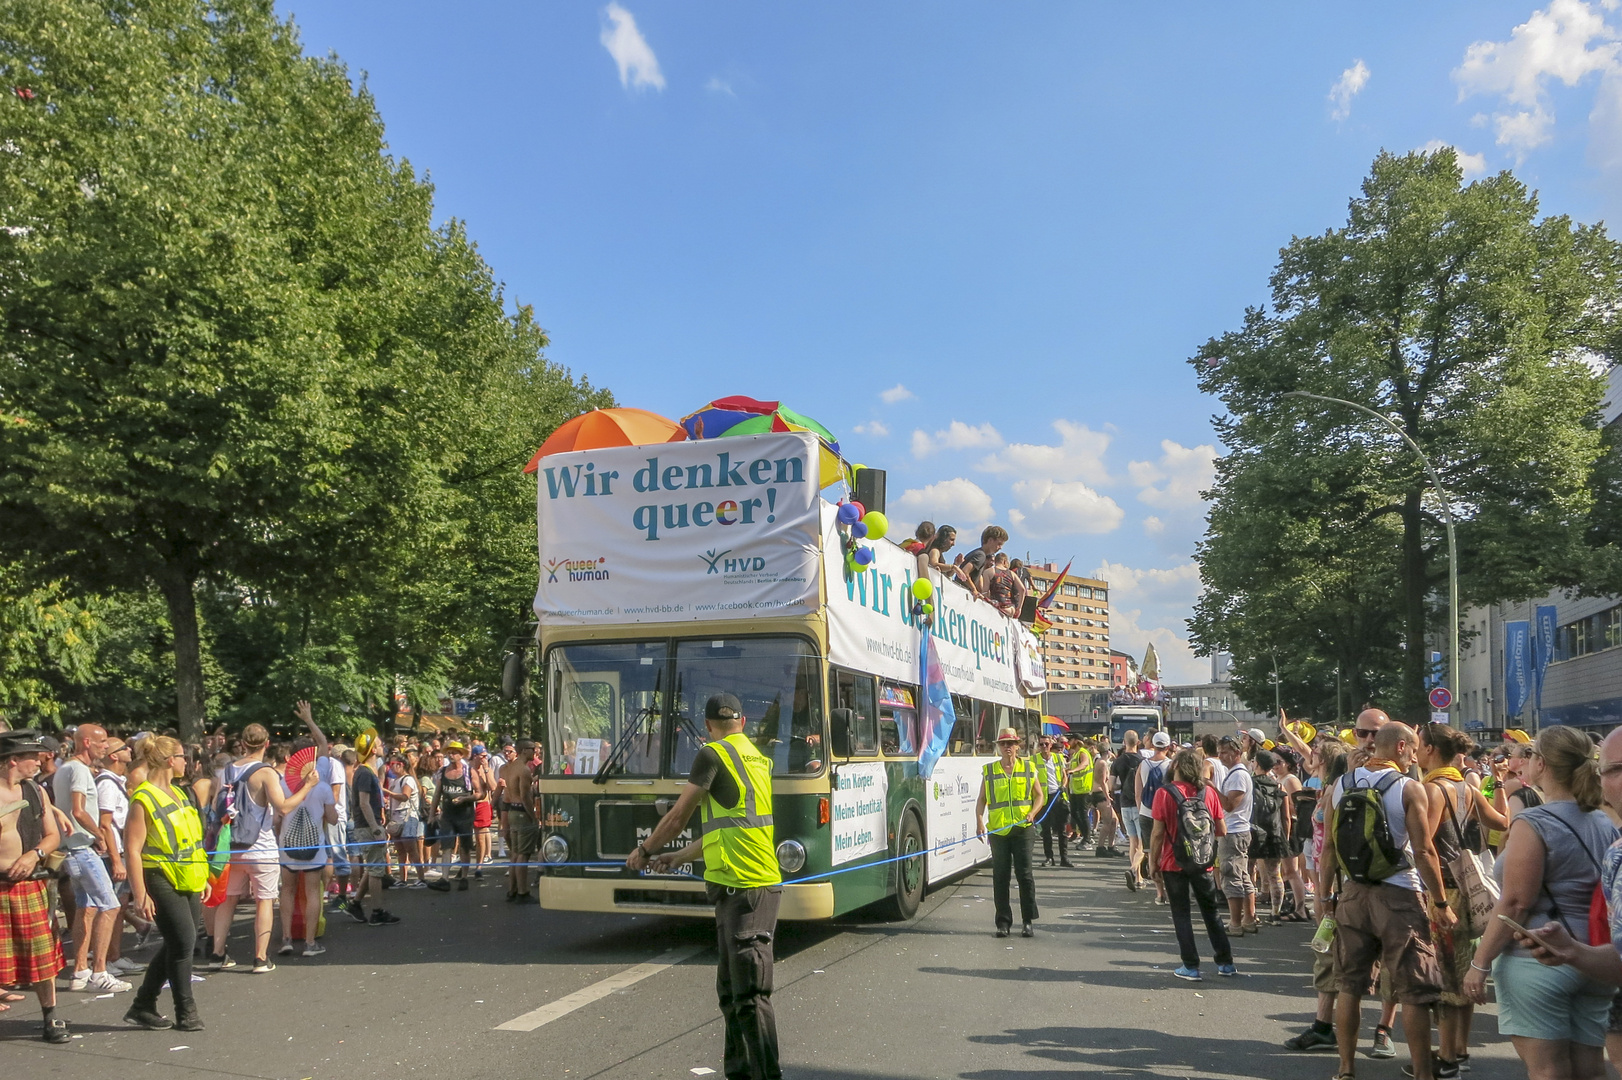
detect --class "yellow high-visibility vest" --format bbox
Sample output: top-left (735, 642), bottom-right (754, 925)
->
top-left (700, 733), bottom-right (781, 889)
top-left (1068, 747), bottom-right (1095, 794)
top-left (983, 758), bottom-right (1038, 833)
top-left (130, 782), bottom-right (208, 892)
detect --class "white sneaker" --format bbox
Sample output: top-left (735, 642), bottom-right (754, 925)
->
top-left (68, 968), bottom-right (92, 991)
top-left (302, 943), bottom-right (327, 957)
top-left (109, 957), bottom-right (145, 974)
top-left (87, 970), bottom-right (132, 993)
top-left (277, 943), bottom-right (295, 957)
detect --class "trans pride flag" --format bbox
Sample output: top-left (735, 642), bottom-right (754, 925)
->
top-left (917, 630), bottom-right (957, 780)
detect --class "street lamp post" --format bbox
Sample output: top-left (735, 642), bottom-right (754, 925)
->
top-left (1281, 391), bottom-right (1459, 720)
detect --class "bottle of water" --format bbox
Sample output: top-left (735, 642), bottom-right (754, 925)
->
top-left (1309, 915), bottom-right (1336, 953)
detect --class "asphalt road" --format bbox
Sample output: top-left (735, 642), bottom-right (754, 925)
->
top-left (1, 857), bottom-right (1527, 1079)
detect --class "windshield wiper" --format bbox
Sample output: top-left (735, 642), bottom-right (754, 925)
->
top-left (594, 668), bottom-right (661, 783)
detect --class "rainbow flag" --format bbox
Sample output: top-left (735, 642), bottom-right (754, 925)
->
top-left (917, 631), bottom-right (957, 779)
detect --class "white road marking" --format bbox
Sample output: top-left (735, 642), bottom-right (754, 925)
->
top-left (495, 945), bottom-right (706, 1032)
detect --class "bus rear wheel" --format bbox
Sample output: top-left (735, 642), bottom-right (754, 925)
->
top-left (884, 812), bottom-right (925, 921)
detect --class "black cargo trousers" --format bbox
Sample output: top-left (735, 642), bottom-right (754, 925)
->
top-left (709, 882), bottom-right (783, 1080)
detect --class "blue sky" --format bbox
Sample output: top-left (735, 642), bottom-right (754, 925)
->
top-left (282, 1), bottom-right (1622, 682)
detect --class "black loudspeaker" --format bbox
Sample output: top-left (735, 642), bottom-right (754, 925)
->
top-left (855, 467), bottom-right (886, 515)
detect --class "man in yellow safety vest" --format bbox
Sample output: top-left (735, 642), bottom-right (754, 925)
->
top-left (975, 726), bottom-right (1045, 937)
top-left (628, 693), bottom-right (782, 1080)
top-left (1067, 737), bottom-right (1096, 849)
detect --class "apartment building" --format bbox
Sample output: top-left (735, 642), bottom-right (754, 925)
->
top-left (1025, 563), bottom-right (1110, 691)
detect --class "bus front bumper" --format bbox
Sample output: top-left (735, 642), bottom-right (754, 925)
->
top-left (537, 876), bottom-right (834, 920)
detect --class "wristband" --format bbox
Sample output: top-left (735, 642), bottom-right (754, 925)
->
top-left (1469, 962), bottom-right (1490, 973)
top-left (1433, 899), bottom-right (1449, 908)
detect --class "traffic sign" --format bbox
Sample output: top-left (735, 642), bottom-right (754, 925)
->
top-left (1428, 686), bottom-right (1452, 711)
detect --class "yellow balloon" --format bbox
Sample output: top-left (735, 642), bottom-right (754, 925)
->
top-left (864, 511), bottom-right (889, 540)
top-left (911, 578), bottom-right (934, 600)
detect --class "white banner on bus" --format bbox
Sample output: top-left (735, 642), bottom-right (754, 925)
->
top-left (1014, 626), bottom-right (1047, 696)
top-left (534, 432), bottom-right (822, 625)
top-left (822, 505), bottom-right (1027, 709)
top-left (830, 761), bottom-right (889, 866)
top-left (924, 756), bottom-right (992, 883)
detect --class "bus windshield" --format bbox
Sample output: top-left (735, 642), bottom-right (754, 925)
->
top-left (545, 635), bottom-right (824, 778)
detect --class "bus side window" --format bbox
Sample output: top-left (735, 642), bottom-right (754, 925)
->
top-left (952, 694), bottom-right (977, 755)
top-left (832, 670), bottom-right (878, 757)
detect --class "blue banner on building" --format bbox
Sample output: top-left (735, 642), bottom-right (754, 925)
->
top-left (1505, 620), bottom-right (1530, 717)
top-left (1533, 605), bottom-right (1557, 714)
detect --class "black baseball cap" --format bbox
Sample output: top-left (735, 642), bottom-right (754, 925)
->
top-left (705, 694), bottom-right (744, 722)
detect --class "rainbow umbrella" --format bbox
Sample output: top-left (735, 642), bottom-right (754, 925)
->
top-left (679, 396), bottom-right (779, 441)
top-left (1041, 715), bottom-right (1070, 736)
top-left (717, 406), bottom-right (848, 488)
top-left (522, 408), bottom-right (686, 473)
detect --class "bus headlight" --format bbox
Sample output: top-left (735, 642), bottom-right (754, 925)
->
top-left (776, 840), bottom-right (806, 873)
top-left (541, 835), bottom-right (569, 864)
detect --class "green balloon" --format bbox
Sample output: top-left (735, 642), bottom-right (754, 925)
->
top-left (863, 511), bottom-right (889, 540)
top-left (911, 578), bottom-right (934, 600)
top-left (921, 603), bottom-right (934, 615)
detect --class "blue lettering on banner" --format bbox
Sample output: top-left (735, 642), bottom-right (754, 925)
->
top-left (543, 449), bottom-right (808, 543)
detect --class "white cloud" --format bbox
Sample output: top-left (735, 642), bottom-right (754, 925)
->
top-left (1329, 59), bottom-right (1371, 121)
top-left (852, 420), bottom-right (890, 437)
top-left (1091, 560), bottom-right (1205, 683)
top-left (893, 479), bottom-right (994, 535)
top-left (1454, 0), bottom-right (1620, 160)
top-left (1006, 480), bottom-right (1124, 538)
top-left (880, 384), bottom-right (914, 404)
top-left (600, 3), bottom-right (665, 91)
top-left (705, 76), bottom-right (735, 96)
top-left (1128, 440), bottom-right (1217, 508)
top-left (1143, 516), bottom-right (1165, 535)
top-left (977, 420), bottom-right (1113, 484)
top-left (1418, 139), bottom-right (1490, 179)
top-left (911, 421), bottom-right (1003, 458)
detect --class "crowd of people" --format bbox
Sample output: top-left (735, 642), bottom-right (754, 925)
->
top-left (1001, 713), bottom-right (1622, 1080)
top-left (903, 522), bottom-right (1031, 618)
top-left (0, 707), bottom-right (545, 1041)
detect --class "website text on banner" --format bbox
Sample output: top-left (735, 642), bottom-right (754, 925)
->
top-left (821, 506), bottom-right (1031, 710)
top-left (534, 431), bottom-right (822, 624)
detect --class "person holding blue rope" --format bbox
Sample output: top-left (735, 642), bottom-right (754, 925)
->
top-left (627, 693), bottom-right (783, 1080)
top-left (976, 727), bottom-right (1045, 938)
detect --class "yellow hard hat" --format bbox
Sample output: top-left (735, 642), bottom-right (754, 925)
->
top-left (1338, 728), bottom-right (1357, 746)
top-left (1261, 739), bottom-right (1276, 750)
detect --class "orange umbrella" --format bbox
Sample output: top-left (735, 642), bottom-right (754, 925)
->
top-left (523, 408), bottom-right (686, 473)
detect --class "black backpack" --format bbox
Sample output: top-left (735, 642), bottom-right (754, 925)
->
top-left (1251, 774), bottom-right (1286, 845)
top-left (1168, 783), bottom-right (1216, 872)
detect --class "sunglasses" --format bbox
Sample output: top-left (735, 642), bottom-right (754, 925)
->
top-left (1354, 728), bottom-right (1380, 740)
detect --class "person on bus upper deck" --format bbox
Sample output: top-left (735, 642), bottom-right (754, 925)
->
top-left (628, 694), bottom-right (783, 1080)
top-left (959, 525), bottom-right (1008, 597)
top-left (976, 727), bottom-right (1044, 938)
top-left (920, 525), bottom-right (968, 588)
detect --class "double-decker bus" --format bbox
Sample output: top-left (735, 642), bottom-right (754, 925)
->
top-left (530, 430), bottom-right (1047, 920)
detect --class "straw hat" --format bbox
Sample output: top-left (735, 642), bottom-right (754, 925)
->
top-left (995, 728), bottom-right (1021, 744)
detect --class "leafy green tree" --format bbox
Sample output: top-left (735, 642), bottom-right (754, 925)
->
top-left (1, 1), bottom-right (606, 738)
top-left (1192, 149), bottom-right (1621, 718)
top-left (0, 562), bottom-right (99, 726)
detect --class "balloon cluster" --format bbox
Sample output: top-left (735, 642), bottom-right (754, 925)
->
top-left (836, 499), bottom-right (889, 575)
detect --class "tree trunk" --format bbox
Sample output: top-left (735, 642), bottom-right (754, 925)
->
top-left (1400, 488), bottom-right (1429, 719)
top-left (156, 562), bottom-right (207, 742)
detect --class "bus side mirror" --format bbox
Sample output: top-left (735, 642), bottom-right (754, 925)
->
top-left (831, 708), bottom-right (854, 759)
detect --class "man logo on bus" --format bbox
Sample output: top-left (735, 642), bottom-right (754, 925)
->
top-left (698, 549), bottom-right (733, 575)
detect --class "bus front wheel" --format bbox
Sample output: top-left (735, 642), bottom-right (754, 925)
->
top-left (884, 812), bottom-right (926, 921)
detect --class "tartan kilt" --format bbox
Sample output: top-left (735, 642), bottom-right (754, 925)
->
top-left (0, 879), bottom-right (65, 986)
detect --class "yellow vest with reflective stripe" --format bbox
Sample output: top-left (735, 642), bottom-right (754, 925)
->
top-left (1068, 748), bottom-right (1095, 794)
top-left (983, 758), bottom-right (1038, 833)
top-left (130, 782), bottom-right (208, 892)
top-left (700, 732), bottom-right (781, 889)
